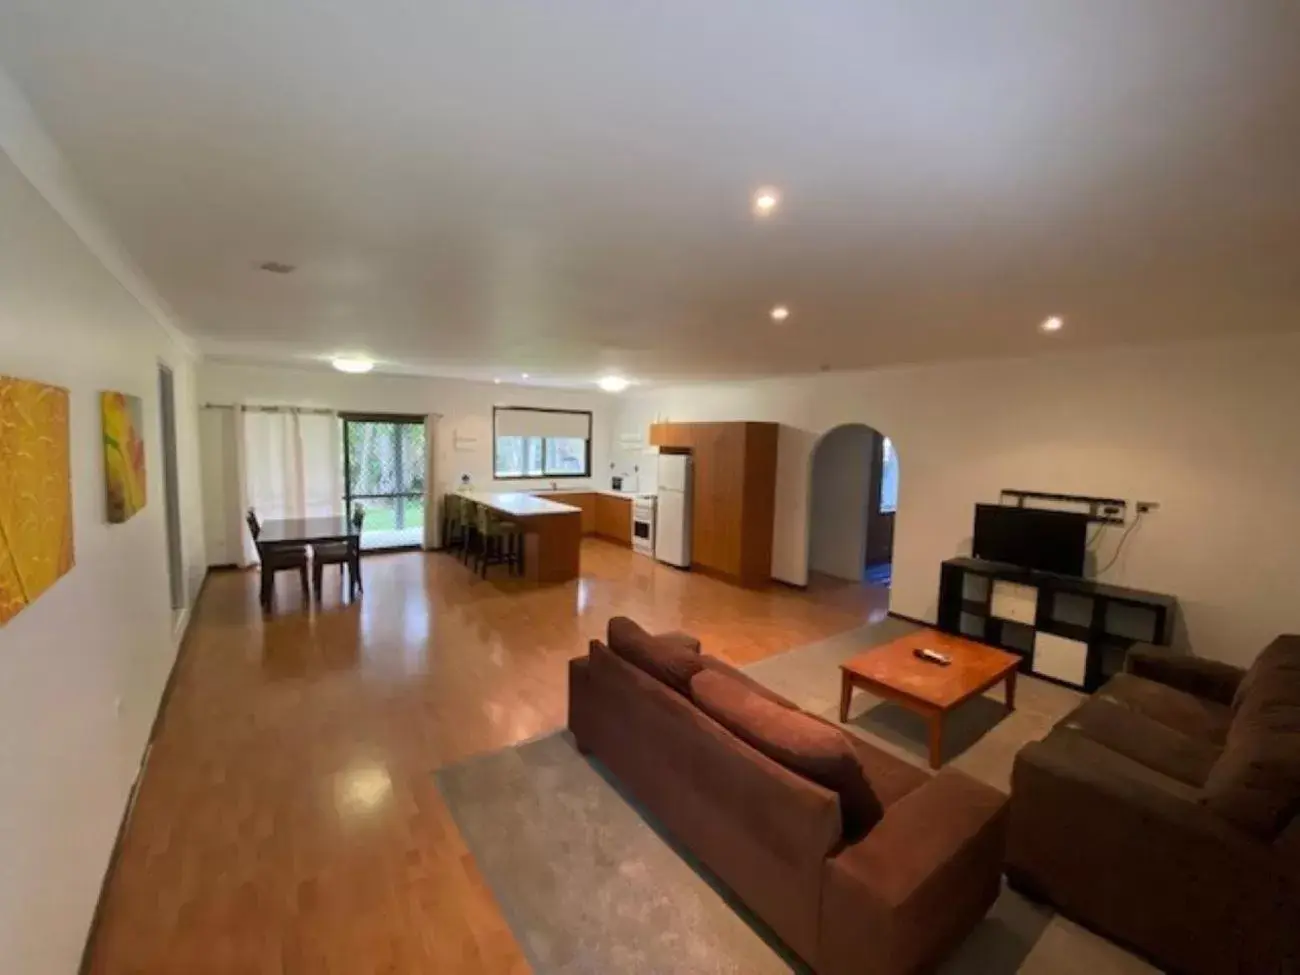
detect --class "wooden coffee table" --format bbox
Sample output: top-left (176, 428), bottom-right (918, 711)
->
top-left (839, 629), bottom-right (1020, 769)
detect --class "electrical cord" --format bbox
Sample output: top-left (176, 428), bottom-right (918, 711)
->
top-left (1086, 522), bottom-right (1107, 549)
top-left (1097, 510), bottom-right (1144, 575)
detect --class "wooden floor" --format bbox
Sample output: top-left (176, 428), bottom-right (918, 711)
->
top-left (86, 540), bottom-right (889, 974)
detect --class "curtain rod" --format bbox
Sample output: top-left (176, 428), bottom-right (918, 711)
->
top-left (203, 403), bottom-right (443, 418)
top-left (203, 403), bottom-right (337, 416)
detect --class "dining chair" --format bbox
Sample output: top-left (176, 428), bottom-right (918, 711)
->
top-left (246, 508), bottom-right (310, 611)
top-left (312, 506), bottom-right (365, 601)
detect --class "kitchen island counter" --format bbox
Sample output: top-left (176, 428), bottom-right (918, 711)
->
top-left (455, 491), bottom-right (581, 583)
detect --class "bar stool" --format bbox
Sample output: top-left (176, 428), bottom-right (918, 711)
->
top-left (472, 505), bottom-right (523, 578)
top-left (442, 494), bottom-right (468, 557)
top-left (460, 499), bottom-right (482, 565)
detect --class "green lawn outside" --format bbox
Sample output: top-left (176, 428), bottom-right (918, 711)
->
top-left (357, 497), bottom-right (425, 532)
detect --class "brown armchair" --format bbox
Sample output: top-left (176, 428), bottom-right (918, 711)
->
top-left (1007, 637), bottom-right (1300, 974)
top-left (246, 508), bottom-right (309, 610)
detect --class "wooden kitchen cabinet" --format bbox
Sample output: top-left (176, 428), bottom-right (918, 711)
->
top-left (536, 492), bottom-right (597, 535)
top-left (648, 423), bottom-right (692, 449)
top-left (594, 494), bottom-right (632, 545)
top-left (648, 420), bottom-right (778, 587)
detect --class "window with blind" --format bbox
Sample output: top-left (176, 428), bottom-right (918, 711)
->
top-left (493, 407), bottom-right (592, 479)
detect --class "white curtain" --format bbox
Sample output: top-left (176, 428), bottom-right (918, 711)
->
top-left (423, 414), bottom-right (440, 550)
top-left (241, 409), bottom-right (343, 563)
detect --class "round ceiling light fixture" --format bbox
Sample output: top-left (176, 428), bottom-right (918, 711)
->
top-left (1039, 316), bottom-right (1064, 333)
top-left (597, 375), bottom-right (631, 393)
top-left (752, 186), bottom-right (781, 217)
top-left (331, 356), bottom-right (375, 374)
top-left (770, 305), bottom-right (790, 322)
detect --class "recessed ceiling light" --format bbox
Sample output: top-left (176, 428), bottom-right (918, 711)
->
top-left (493, 378), bottom-right (502, 384)
top-left (597, 376), bottom-right (631, 393)
top-left (1040, 316), bottom-right (1064, 333)
top-left (770, 305), bottom-right (790, 322)
top-left (521, 373), bottom-right (530, 380)
top-left (331, 356), bottom-right (374, 374)
top-left (752, 187), bottom-right (780, 217)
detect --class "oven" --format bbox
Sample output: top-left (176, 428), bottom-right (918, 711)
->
top-left (632, 496), bottom-right (656, 556)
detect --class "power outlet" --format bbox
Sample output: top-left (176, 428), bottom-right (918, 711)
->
top-left (1136, 501), bottom-right (1159, 514)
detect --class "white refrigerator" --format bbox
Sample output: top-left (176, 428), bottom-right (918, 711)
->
top-left (654, 454), bottom-right (693, 568)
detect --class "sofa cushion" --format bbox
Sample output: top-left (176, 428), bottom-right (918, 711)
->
top-left (1098, 672), bottom-right (1233, 744)
top-left (1201, 728), bottom-right (1300, 839)
top-left (1231, 634), bottom-right (1300, 713)
top-left (1204, 635), bottom-right (1300, 838)
top-left (698, 655), bottom-right (799, 710)
top-left (1060, 695), bottom-right (1222, 787)
top-left (840, 729), bottom-right (931, 809)
top-left (689, 668), bottom-right (884, 838)
top-left (1230, 634), bottom-right (1300, 733)
top-left (606, 617), bottom-right (705, 696)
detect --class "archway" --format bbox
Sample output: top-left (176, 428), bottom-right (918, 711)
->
top-left (806, 423), bottom-right (898, 587)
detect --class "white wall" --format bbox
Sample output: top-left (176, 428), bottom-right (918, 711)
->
top-left (198, 361), bottom-right (614, 564)
top-left (0, 144), bottom-right (206, 971)
top-left (610, 334), bottom-right (1300, 666)
top-left (808, 424), bottom-right (875, 581)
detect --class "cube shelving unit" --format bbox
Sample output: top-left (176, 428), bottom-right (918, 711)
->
top-left (937, 557), bottom-right (1177, 692)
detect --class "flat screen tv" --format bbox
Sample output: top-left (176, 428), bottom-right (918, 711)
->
top-left (972, 503), bottom-right (1088, 576)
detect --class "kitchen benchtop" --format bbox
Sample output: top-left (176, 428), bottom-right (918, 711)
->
top-left (456, 490), bottom-right (581, 517)
top-left (538, 488), bottom-right (656, 500)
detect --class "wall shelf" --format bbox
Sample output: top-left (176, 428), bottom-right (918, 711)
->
top-left (998, 488), bottom-right (1128, 525)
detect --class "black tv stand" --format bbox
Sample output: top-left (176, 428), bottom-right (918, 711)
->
top-left (937, 557), bottom-right (1177, 692)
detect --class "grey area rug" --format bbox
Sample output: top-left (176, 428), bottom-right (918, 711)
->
top-left (436, 621), bottom-right (1160, 975)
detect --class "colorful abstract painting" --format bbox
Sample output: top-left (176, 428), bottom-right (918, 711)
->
top-left (0, 376), bottom-right (75, 625)
top-left (102, 391), bottom-right (147, 523)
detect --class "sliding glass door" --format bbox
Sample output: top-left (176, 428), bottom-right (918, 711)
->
top-left (341, 414), bottom-right (427, 549)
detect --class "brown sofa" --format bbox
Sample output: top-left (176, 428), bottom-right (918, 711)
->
top-left (568, 618), bottom-right (1008, 975)
top-left (1007, 635), bottom-right (1300, 974)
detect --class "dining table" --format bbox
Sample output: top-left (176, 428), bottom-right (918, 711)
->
top-left (257, 515), bottom-right (363, 599)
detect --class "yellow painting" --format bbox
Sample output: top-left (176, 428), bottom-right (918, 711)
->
top-left (102, 391), bottom-right (147, 524)
top-left (0, 376), bottom-right (75, 625)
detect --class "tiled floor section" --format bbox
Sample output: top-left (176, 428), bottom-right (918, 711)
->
top-left (85, 540), bottom-right (889, 974)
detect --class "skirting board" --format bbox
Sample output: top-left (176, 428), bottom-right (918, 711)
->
top-left (769, 577), bottom-right (807, 591)
top-left (887, 610), bottom-right (934, 628)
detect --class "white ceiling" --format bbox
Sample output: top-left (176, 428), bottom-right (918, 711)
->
top-left (2, 1), bottom-right (1299, 384)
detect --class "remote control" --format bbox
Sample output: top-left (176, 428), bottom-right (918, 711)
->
top-left (913, 648), bottom-right (952, 666)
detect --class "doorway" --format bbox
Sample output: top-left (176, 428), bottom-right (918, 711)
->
top-left (865, 436), bottom-right (898, 585)
top-left (157, 364), bottom-right (185, 614)
top-left (807, 423), bottom-right (897, 587)
top-left (341, 413), bottom-right (428, 550)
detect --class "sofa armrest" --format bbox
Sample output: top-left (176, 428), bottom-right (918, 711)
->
top-left (818, 769), bottom-right (1006, 975)
top-left (567, 654), bottom-right (593, 747)
top-left (1010, 735), bottom-right (1265, 874)
top-left (1125, 645), bottom-right (1245, 706)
